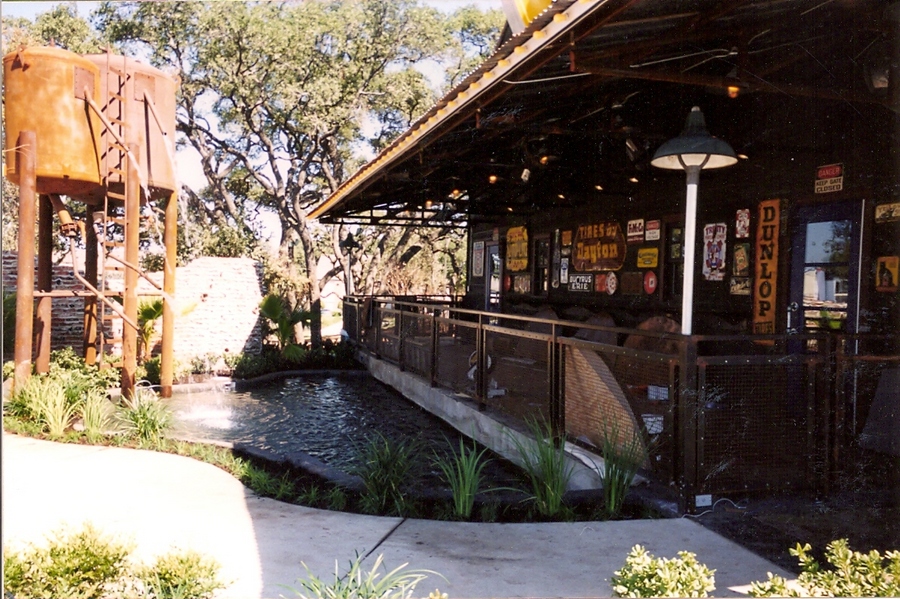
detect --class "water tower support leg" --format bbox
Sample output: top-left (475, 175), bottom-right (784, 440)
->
top-left (83, 206), bottom-right (99, 365)
top-left (35, 194), bottom-right (53, 374)
top-left (121, 144), bottom-right (140, 401)
top-left (159, 190), bottom-right (177, 398)
top-left (13, 131), bottom-right (37, 392)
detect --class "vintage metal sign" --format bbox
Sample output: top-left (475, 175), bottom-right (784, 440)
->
top-left (645, 220), bottom-right (661, 241)
top-left (752, 199), bottom-right (780, 334)
top-left (636, 248), bottom-right (659, 269)
top-left (472, 241), bottom-right (484, 277)
top-left (506, 226), bottom-right (528, 272)
top-left (572, 221), bottom-right (627, 272)
top-left (815, 163), bottom-right (843, 194)
top-left (627, 219), bottom-right (644, 243)
top-left (568, 273), bottom-right (592, 292)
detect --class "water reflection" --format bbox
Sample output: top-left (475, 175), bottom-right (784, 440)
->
top-left (166, 375), bottom-right (524, 489)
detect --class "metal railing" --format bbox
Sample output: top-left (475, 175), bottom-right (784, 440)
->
top-left (343, 296), bottom-right (894, 511)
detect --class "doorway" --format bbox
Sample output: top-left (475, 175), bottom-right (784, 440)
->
top-left (485, 242), bottom-right (502, 312)
top-left (788, 201), bottom-right (862, 336)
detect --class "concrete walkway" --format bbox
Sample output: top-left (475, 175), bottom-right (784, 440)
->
top-left (2, 432), bottom-right (790, 598)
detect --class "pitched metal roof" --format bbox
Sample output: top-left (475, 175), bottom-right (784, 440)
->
top-left (310, 0), bottom-right (889, 226)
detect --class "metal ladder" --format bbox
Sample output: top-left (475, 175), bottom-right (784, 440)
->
top-left (96, 60), bottom-right (129, 369)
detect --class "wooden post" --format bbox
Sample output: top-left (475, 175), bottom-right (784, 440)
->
top-left (121, 144), bottom-right (140, 401)
top-left (83, 206), bottom-right (99, 365)
top-left (35, 194), bottom-right (53, 373)
top-left (14, 131), bottom-right (37, 392)
top-left (159, 190), bottom-right (177, 397)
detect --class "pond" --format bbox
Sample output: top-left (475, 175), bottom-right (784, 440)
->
top-left (166, 373), bottom-right (526, 491)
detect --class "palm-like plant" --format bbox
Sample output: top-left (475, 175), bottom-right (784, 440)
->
top-left (137, 298), bottom-right (164, 364)
top-left (259, 293), bottom-right (310, 359)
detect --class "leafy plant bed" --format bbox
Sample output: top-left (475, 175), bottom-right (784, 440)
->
top-left (224, 439), bottom-right (660, 523)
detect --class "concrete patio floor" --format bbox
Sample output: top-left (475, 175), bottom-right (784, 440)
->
top-left (2, 432), bottom-right (791, 598)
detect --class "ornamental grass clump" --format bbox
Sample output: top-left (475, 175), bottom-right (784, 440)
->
top-left (611, 544), bottom-right (716, 598)
top-left (353, 433), bottom-right (420, 516)
top-left (80, 388), bottom-right (114, 442)
top-left (434, 437), bottom-right (491, 520)
top-left (284, 552), bottom-right (442, 599)
top-left (120, 388), bottom-right (172, 445)
top-left (599, 421), bottom-right (646, 518)
top-left (34, 378), bottom-right (80, 438)
top-left (508, 419), bottom-right (573, 518)
top-left (748, 539), bottom-right (900, 597)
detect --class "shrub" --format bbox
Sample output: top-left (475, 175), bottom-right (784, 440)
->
top-left (749, 539), bottom-right (900, 597)
top-left (507, 419), bottom-right (573, 518)
top-left (284, 552), bottom-right (441, 599)
top-left (434, 438), bottom-right (491, 520)
top-left (611, 544), bottom-right (716, 598)
top-left (3, 523), bottom-right (224, 599)
top-left (599, 421), bottom-right (646, 518)
top-left (2, 523), bottom-right (133, 599)
top-left (134, 549), bottom-right (224, 599)
top-left (353, 433), bottom-right (420, 516)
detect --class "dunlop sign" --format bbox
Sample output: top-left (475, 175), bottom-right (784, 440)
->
top-left (752, 199), bottom-right (780, 334)
top-left (573, 221), bottom-right (627, 272)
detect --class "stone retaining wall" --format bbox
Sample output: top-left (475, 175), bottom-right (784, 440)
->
top-left (2, 252), bottom-right (265, 361)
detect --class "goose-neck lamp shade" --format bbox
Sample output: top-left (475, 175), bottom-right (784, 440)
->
top-left (651, 106), bottom-right (737, 335)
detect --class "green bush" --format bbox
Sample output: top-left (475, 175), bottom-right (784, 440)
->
top-left (3, 523), bottom-right (224, 599)
top-left (749, 539), bottom-right (900, 597)
top-left (134, 549), bottom-right (224, 599)
top-left (611, 544), bottom-right (716, 598)
top-left (3, 523), bottom-right (133, 599)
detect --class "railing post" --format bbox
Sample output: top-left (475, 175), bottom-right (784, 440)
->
top-left (476, 313), bottom-right (486, 407)
top-left (429, 311), bottom-right (438, 387)
top-left (549, 323), bottom-right (563, 439)
top-left (678, 335), bottom-right (700, 514)
top-left (398, 310), bottom-right (406, 371)
top-left (374, 303), bottom-right (382, 359)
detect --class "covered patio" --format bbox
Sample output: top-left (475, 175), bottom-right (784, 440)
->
top-left (312, 0), bottom-right (900, 511)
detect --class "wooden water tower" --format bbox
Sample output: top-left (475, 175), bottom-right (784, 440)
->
top-left (3, 46), bottom-right (180, 399)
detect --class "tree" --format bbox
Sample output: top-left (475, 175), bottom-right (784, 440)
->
top-left (95, 0), bottom-right (458, 347)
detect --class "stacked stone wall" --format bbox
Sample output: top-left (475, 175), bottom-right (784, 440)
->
top-left (2, 252), bottom-right (87, 352)
top-left (2, 252), bottom-right (265, 362)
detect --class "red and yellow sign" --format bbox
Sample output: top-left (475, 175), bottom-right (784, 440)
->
top-left (506, 226), bottom-right (529, 272)
top-left (753, 199), bottom-right (780, 335)
top-left (573, 221), bottom-right (626, 272)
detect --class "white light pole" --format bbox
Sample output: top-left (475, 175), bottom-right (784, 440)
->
top-left (651, 107), bottom-right (737, 335)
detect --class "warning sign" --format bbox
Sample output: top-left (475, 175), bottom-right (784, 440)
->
top-left (815, 163), bottom-right (843, 194)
